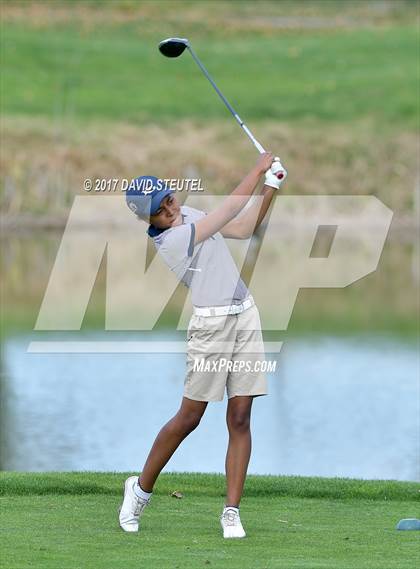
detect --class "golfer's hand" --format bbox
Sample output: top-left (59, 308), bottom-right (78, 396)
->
top-left (265, 156), bottom-right (287, 190)
top-left (255, 152), bottom-right (274, 175)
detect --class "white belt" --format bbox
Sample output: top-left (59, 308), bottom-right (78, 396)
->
top-left (193, 296), bottom-right (254, 317)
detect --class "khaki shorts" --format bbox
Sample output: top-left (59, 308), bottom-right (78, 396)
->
top-left (184, 304), bottom-right (268, 402)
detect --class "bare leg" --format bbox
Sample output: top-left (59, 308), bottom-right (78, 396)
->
top-left (225, 395), bottom-right (253, 507)
top-left (139, 396), bottom-right (208, 492)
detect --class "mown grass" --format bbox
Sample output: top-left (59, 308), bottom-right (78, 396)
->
top-left (1, 471), bottom-right (419, 500)
top-left (1, 14), bottom-right (418, 127)
top-left (0, 473), bottom-right (419, 569)
top-left (1, 1), bottom-right (417, 219)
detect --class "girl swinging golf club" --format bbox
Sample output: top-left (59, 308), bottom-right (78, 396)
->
top-left (120, 152), bottom-right (286, 538)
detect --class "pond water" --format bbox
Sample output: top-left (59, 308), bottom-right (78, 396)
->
top-left (2, 333), bottom-right (418, 481)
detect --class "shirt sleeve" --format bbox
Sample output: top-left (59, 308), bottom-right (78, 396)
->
top-left (158, 223), bottom-right (195, 269)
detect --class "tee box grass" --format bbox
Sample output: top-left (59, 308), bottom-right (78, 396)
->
top-left (1, 472), bottom-right (419, 569)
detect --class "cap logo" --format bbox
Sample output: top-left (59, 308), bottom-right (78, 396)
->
top-left (142, 179), bottom-right (155, 195)
top-left (127, 177), bottom-right (156, 196)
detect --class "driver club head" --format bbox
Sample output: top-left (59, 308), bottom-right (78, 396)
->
top-left (158, 37), bottom-right (190, 58)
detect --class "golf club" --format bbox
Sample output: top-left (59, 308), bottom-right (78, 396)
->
top-left (158, 37), bottom-right (284, 179)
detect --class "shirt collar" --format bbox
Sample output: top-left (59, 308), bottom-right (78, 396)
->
top-left (147, 213), bottom-right (186, 238)
top-left (147, 224), bottom-right (166, 238)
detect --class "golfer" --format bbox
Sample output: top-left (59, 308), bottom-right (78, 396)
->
top-left (120, 152), bottom-right (285, 538)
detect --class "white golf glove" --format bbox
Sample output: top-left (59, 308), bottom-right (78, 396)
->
top-left (265, 157), bottom-right (287, 190)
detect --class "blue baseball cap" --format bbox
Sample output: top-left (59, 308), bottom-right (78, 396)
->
top-left (126, 176), bottom-right (174, 218)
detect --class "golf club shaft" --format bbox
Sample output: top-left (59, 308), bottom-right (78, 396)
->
top-left (187, 45), bottom-right (265, 154)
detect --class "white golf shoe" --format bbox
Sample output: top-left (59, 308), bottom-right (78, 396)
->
top-left (220, 507), bottom-right (246, 539)
top-left (119, 476), bottom-right (150, 532)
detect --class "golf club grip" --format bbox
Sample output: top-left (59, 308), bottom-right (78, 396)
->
top-left (240, 122), bottom-right (265, 153)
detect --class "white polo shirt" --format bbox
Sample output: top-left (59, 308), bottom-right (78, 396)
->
top-left (150, 205), bottom-right (249, 307)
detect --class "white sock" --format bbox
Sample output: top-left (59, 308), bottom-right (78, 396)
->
top-left (134, 481), bottom-right (152, 501)
top-left (224, 505), bottom-right (239, 514)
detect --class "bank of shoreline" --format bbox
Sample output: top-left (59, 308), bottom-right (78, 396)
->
top-left (1, 471), bottom-right (419, 501)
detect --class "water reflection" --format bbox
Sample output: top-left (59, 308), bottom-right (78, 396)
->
top-left (2, 334), bottom-right (418, 480)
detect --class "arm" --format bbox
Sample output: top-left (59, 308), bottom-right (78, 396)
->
top-left (220, 158), bottom-right (287, 239)
top-left (194, 152), bottom-right (274, 245)
top-left (220, 184), bottom-right (276, 239)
